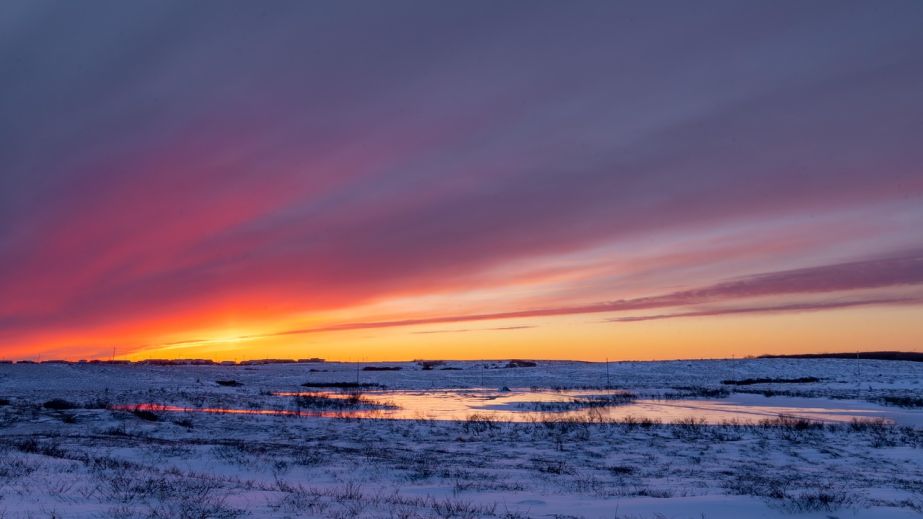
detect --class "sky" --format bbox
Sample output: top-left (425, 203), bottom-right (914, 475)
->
top-left (1, 0), bottom-right (922, 362)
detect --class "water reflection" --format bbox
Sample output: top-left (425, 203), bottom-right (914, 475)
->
top-left (115, 388), bottom-right (900, 424)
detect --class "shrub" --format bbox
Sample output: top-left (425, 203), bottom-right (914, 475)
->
top-left (43, 399), bottom-right (78, 410)
top-left (131, 408), bottom-right (159, 421)
top-left (782, 488), bottom-right (852, 512)
top-left (216, 380), bottom-right (243, 387)
top-left (16, 438), bottom-right (66, 457)
top-left (518, 392), bottom-right (636, 411)
top-left (173, 417), bottom-right (194, 428)
top-left (881, 395), bottom-right (923, 408)
top-left (83, 398), bottom-right (111, 409)
top-left (663, 386), bottom-right (730, 399)
top-left (534, 459), bottom-right (572, 475)
top-left (849, 417), bottom-right (890, 432)
top-left (301, 382), bottom-right (382, 389)
top-left (105, 425), bottom-right (129, 436)
top-left (464, 413), bottom-right (499, 435)
top-left (505, 360), bottom-right (537, 368)
top-left (416, 360), bottom-right (445, 370)
top-left (292, 391), bottom-right (393, 410)
top-left (722, 377), bottom-right (819, 386)
top-left (759, 415), bottom-right (825, 431)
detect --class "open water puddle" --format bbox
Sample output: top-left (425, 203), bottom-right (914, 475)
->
top-left (117, 388), bottom-right (912, 425)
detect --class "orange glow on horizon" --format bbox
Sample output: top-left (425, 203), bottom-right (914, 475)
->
top-left (5, 301), bottom-right (921, 363)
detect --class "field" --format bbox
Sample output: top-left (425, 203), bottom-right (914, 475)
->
top-left (1, 358), bottom-right (922, 518)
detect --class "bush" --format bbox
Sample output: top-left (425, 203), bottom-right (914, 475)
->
top-left (518, 392), bottom-right (636, 411)
top-left (505, 360), bottom-right (537, 368)
top-left (722, 377), bottom-right (819, 386)
top-left (848, 417), bottom-right (890, 432)
top-left (782, 488), bottom-right (852, 512)
top-left (132, 408), bottom-right (159, 421)
top-left (173, 417), bottom-right (194, 428)
top-left (416, 360), bottom-right (445, 370)
top-left (464, 413), bottom-right (499, 435)
top-left (759, 415), bottom-right (825, 431)
top-left (292, 391), bottom-right (392, 410)
top-left (43, 399), bottom-right (78, 410)
top-left (216, 380), bottom-right (243, 387)
top-left (83, 398), bottom-right (111, 409)
top-left (663, 386), bottom-right (730, 399)
top-left (301, 382), bottom-right (382, 389)
top-left (105, 425), bottom-right (129, 436)
top-left (16, 438), bottom-right (66, 457)
top-left (881, 395), bottom-right (923, 408)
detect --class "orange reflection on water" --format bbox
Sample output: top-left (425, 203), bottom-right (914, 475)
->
top-left (115, 389), bottom-right (899, 424)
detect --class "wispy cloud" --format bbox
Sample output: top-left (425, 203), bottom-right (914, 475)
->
top-left (411, 329), bottom-right (471, 335)
top-left (149, 250), bottom-right (923, 346)
top-left (608, 297), bottom-right (922, 323)
top-left (410, 325), bottom-right (536, 335)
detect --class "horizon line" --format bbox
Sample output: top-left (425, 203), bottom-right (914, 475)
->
top-left (2, 349), bottom-right (920, 365)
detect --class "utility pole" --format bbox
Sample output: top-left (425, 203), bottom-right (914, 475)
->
top-left (606, 357), bottom-right (610, 388)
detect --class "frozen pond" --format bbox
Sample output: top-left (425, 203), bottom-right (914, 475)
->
top-left (121, 388), bottom-right (921, 425)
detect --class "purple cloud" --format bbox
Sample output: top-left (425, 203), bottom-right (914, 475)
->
top-left (608, 297), bottom-right (923, 323)
top-left (1, 2), bottom-right (922, 357)
top-left (146, 250), bottom-right (923, 344)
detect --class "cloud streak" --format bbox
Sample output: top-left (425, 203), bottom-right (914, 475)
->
top-left (608, 297), bottom-right (923, 323)
top-left (148, 250), bottom-right (923, 345)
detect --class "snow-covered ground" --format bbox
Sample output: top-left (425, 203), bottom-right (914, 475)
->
top-left (1, 359), bottom-right (922, 518)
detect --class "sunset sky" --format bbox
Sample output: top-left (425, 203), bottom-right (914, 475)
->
top-left (1, 1), bottom-right (922, 361)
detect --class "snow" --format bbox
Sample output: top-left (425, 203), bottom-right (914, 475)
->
top-left (0, 358), bottom-right (922, 518)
